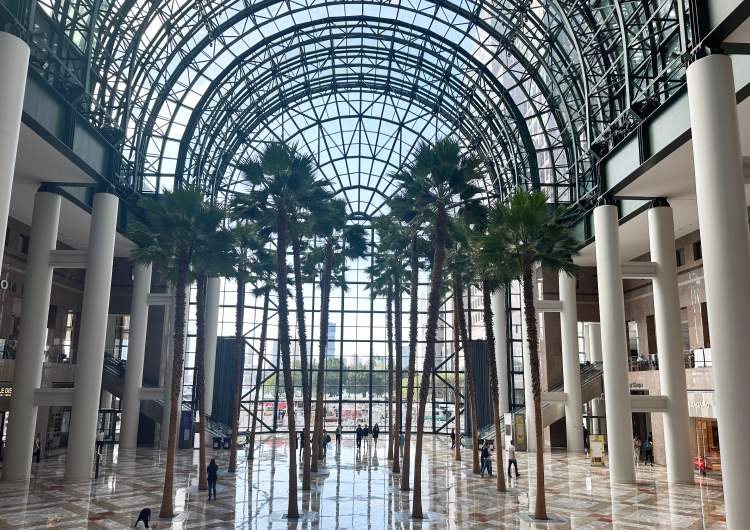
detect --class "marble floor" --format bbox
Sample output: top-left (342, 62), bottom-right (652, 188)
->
top-left (0, 435), bottom-right (726, 529)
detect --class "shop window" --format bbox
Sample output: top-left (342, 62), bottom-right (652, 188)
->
top-left (675, 247), bottom-right (685, 267)
top-left (693, 240), bottom-right (702, 260)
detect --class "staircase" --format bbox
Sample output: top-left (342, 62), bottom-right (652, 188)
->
top-left (101, 355), bottom-right (235, 441)
top-left (478, 362), bottom-right (603, 442)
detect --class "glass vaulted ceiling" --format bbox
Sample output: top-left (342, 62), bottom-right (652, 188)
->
top-left (29, 0), bottom-right (692, 212)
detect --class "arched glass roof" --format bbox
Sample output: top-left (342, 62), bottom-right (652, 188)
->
top-left (30, 0), bottom-right (692, 213)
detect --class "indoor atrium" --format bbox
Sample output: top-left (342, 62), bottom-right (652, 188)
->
top-left (0, 0), bottom-right (748, 528)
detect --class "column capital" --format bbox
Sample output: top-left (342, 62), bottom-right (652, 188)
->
top-left (648, 197), bottom-right (670, 209)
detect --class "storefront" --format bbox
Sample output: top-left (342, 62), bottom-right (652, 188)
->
top-left (688, 390), bottom-right (720, 471)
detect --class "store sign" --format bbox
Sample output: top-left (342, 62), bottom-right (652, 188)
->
top-left (590, 435), bottom-right (606, 466)
top-left (687, 391), bottom-right (715, 418)
top-left (0, 384), bottom-right (12, 398)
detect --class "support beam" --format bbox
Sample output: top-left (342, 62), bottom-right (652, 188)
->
top-left (147, 292), bottom-right (173, 306)
top-left (688, 53), bottom-right (750, 528)
top-left (139, 387), bottom-right (165, 400)
top-left (559, 271), bottom-right (583, 452)
top-left (535, 299), bottom-right (563, 313)
top-left (3, 192), bottom-right (61, 481)
top-left (119, 263), bottom-right (152, 450)
top-left (65, 193), bottom-right (119, 481)
top-left (620, 261), bottom-right (658, 279)
top-left (34, 388), bottom-right (74, 406)
top-left (593, 204), bottom-right (636, 484)
top-left (648, 205), bottom-right (693, 483)
top-left (203, 277), bottom-right (220, 415)
top-left (0, 32), bottom-right (30, 272)
top-left (48, 250), bottom-right (89, 269)
top-left (629, 395), bottom-right (669, 413)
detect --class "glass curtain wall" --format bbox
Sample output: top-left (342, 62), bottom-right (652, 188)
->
top-left (182, 228), bottom-right (465, 434)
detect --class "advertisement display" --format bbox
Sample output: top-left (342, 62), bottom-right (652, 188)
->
top-left (590, 434), bottom-right (605, 466)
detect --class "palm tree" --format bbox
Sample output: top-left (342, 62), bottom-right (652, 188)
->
top-left (129, 185), bottom-right (218, 518)
top-left (388, 172), bottom-right (430, 492)
top-left (191, 219), bottom-right (233, 488)
top-left (311, 200), bottom-right (367, 470)
top-left (367, 215), bottom-right (408, 470)
top-left (231, 142), bottom-right (327, 518)
top-left (392, 138), bottom-right (485, 518)
top-left (475, 189), bottom-right (578, 519)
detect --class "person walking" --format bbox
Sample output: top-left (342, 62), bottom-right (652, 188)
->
top-left (480, 442), bottom-right (492, 477)
top-left (134, 508), bottom-right (151, 528)
top-left (356, 424), bottom-right (363, 451)
top-left (207, 458), bottom-right (218, 500)
top-left (32, 433), bottom-right (41, 463)
top-left (299, 430), bottom-right (305, 458)
top-left (335, 424), bottom-right (342, 447)
top-left (507, 439), bottom-right (519, 478)
top-left (372, 423), bottom-right (380, 450)
top-left (323, 431), bottom-right (331, 458)
top-left (583, 424), bottom-right (589, 454)
top-left (450, 428), bottom-right (456, 449)
top-left (364, 424), bottom-right (371, 451)
top-left (643, 434), bottom-right (655, 466)
top-left (399, 430), bottom-right (405, 457)
top-left (633, 435), bottom-right (642, 466)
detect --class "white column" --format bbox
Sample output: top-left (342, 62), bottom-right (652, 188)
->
top-left (593, 204), bottom-right (635, 483)
top-left (3, 192), bottom-right (60, 480)
top-left (586, 323), bottom-right (605, 435)
top-left (648, 205), bottom-right (693, 483)
top-left (0, 32), bottom-right (30, 270)
top-left (119, 263), bottom-right (152, 450)
top-left (203, 277), bottom-right (220, 415)
top-left (491, 289), bottom-right (510, 415)
top-left (559, 271), bottom-right (583, 452)
top-left (65, 193), bottom-right (119, 481)
top-left (688, 53), bottom-right (750, 527)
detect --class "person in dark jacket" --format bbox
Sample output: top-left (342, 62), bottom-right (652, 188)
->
top-left (372, 423), bottom-right (380, 449)
top-left (134, 508), bottom-right (151, 528)
top-left (207, 458), bottom-right (218, 500)
top-left (356, 424), bottom-right (363, 450)
top-left (450, 428), bottom-right (456, 449)
top-left (299, 430), bottom-right (305, 457)
top-left (480, 442), bottom-right (492, 477)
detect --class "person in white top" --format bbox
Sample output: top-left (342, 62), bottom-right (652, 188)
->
top-left (507, 439), bottom-right (520, 478)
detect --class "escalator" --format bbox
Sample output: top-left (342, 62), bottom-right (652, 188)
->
top-left (478, 362), bottom-right (603, 442)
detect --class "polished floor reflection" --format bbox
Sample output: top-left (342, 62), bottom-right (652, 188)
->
top-left (0, 434), bottom-right (726, 528)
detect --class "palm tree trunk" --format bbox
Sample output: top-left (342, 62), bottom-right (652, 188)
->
top-left (249, 287), bottom-right (271, 460)
top-left (392, 273), bottom-right (402, 474)
top-left (401, 235), bottom-right (419, 491)
top-left (522, 266), bottom-right (547, 520)
top-left (413, 206), bottom-right (448, 519)
top-left (195, 274), bottom-right (208, 491)
top-left (451, 281), bottom-right (462, 462)
top-left (292, 238), bottom-right (313, 487)
top-left (312, 241), bottom-right (334, 470)
top-left (228, 277), bottom-right (246, 473)
top-left (159, 246), bottom-right (188, 518)
top-left (454, 278), bottom-right (480, 474)
top-left (278, 207), bottom-right (299, 519)
top-left (482, 281), bottom-right (506, 492)
top-left (386, 283), bottom-right (394, 461)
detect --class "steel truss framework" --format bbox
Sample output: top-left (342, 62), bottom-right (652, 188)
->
top-left (0, 0), bottom-right (696, 431)
top-left (2, 0), bottom-right (694, 207)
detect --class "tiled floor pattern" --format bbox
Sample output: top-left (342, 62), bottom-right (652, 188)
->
top-left (0, 435), bottom-right (726, 529)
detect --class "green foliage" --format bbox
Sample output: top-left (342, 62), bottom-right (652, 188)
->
top-left (474, 188), bottom-right (579, 278)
